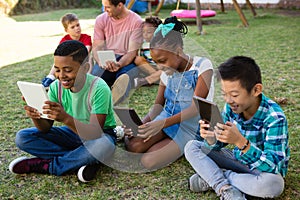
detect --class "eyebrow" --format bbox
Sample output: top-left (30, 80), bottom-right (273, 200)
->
top-left (221, 89), bottom-right (240, 94)
top-left (54, 65), bottom-right (72, 69)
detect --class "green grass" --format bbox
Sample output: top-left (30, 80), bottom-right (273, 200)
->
top-left (1, 7), bottom-right (300, 199)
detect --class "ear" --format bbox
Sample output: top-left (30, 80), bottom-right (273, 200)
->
top-left (176, 47), bottom-right (183, 57)
top-left (252, 83), bottom-right (263, 97)
top-left (118, 2), bottom-right (123, 8)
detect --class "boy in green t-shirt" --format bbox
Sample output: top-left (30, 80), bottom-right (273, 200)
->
top-left (9, 40), bottom-right (116, 183)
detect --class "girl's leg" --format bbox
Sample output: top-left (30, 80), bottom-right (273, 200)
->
top-left (141, 138), bottom-right (181, 170)
top-left (135, 56), bottom-right (157, 75)
top-left (124, 131), bottom-right (167, 153)
top-left (224, 171), bottom-right (285, 198)
top-left (125, 131), bottom-right (182, 169)
top-left (145, 70), bottom-right (162, 85)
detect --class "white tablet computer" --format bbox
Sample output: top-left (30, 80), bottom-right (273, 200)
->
top-left (17, 81), bottom-right (52, 120)
top-left (193, 95), bottom-right (224, 130)
top-left (97, 50), bottom-right (116, 67)
top-left (113, 107), bottom-right (143, 136)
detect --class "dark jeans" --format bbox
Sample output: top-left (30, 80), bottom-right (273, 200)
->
top-left (91, 54), bottom-right (140, 98)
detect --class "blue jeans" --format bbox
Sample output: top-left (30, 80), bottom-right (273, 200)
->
top-left (15, 126), bottom-right (116, 176)
top-left (91, 54), bottom-right (140, 100)
top-left (184, 140), bottom-right (285, 198)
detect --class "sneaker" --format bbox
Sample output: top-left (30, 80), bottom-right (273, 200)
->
top-left (111, 74), bottom-right (129, 106)
top-left (220, 185), bottom-right (246, 200)
top-left (9, 156), bottom-right (50, 174)
top-left (77, 164), bottom-right (101, 183)
top-left (133, 77), bottom-right (148, 89)
top-left (188, 173), bottom-right (211, 192)
top-left (41, 77), bottom-right (54, 88)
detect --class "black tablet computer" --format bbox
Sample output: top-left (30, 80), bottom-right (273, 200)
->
top-left (193, 96), bottom-right (224, 130)
top-left (113, 107), bottom-right (143, 136)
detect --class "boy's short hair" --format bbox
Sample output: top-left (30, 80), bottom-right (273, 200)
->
top-left (144, 16), bottom-right (162, 28)
top-left (54, 40), bottom-right (88, 65)
top-left (217, 56), bottom-right (262, 93)
top-left (61, 13), bottom-right (78, 30)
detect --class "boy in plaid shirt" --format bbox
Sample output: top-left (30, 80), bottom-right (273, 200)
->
top-left (185, 56), bottom-right (290, 199)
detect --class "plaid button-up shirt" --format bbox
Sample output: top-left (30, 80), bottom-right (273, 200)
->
top-left (211, 93), bottom-right (290, 177)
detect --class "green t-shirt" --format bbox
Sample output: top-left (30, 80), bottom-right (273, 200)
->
top-left (48, 74), bottom-right (116, 129)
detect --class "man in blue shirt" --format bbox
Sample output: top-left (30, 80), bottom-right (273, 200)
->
top-left (184, 56), bottom-right (290, 199)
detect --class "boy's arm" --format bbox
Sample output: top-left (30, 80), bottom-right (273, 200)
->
top-left (42, 100), bottom-right (106, 140)
top-left (24, 104), bottom-right (54, 132)
top-left (236, 116), bottom-right (289, 175)
top-left (62, 113), bottom-right (106, 140)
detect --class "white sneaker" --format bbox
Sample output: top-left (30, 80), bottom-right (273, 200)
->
top-left (77, 164), bottom-right (101, 183)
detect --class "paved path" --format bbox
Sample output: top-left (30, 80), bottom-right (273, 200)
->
top-left (0, 16), bottom-right (94, 68)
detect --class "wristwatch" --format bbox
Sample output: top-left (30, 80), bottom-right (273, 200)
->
top-left (238, 140), bottom-right (249, 151)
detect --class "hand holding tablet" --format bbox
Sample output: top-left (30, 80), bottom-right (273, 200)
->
top-left (17, 81), bottom-right (53, 120)
top-left (113, 107), bottom-right (143, 137)
top-left (97, 50), bottom-right (116, 67)
top-left (193, 96), bottom-right (224, 131)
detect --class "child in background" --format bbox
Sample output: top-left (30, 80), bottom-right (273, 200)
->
top-left (9, 40), bottom-right (116, 183)
top-left (133, 16), bottom-right (162, 88)
top-left (125, 16), bottom-right (214, 170)
top-left (185, 56), bottom-right (290, 199)
top-left (42, 13), bottom-right (92, 88)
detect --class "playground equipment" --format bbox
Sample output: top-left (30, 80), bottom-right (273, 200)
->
top-left (127, 0), bottom-right (257, 33)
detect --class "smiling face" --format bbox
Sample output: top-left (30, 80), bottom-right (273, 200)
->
top-left (65, 20), bottom-right (81, 39)
top-left (221, 79), bottom-right (262, 120)
top-left (102, 0), bottom-right (122, 18)
top-left (150, 48), bottom-right (185, 75)
top-left (54, 56), bottom-right (87, 92)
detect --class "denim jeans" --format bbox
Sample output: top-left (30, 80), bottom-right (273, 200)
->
top-left (91, 54), bottom-right (140, 101)
top-left (15, 126), bottom-right (116, 176)
top-left (184, 140), bottom-right (284, 198)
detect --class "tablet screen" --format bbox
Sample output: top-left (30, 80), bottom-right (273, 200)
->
top-left (113, 107), bottom-right (143, 136)
top-left (97, 50), bottom-right (116, 67)
top-left (17, 81), bottom-right (52, 120)
top-left (193, 96), bottom-right (224, 130)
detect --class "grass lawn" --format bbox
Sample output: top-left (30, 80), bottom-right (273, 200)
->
top-left (0, 6), bottom-right (299, 199)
